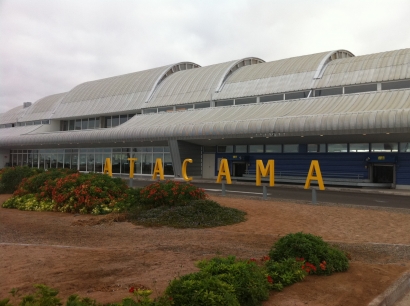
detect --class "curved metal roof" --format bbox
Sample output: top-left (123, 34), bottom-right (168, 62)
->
top-left (2, 89), bottom-right (409, 147)
top-left (0, 105), bottom-right (26, 125)
top-left (20, 93), bottom-right (66, 122)
top-left (146, 57), bottom-right (264, 108)
top-left (213, 51), bottom-right (334, 100)
top-left (313, 48), bottom-right (410, 88)
top-left (52, 62), bottom-right (200, 119)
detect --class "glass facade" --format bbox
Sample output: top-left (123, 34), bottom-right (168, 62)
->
top-left (9, 147), bottom-right (173, 176)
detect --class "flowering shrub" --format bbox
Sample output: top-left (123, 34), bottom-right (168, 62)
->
top-left (265, 257), bottom-right (307, 291)
top-left (269, 232), bottom-right (349, 275)
top-left (0, 166), bottom-right (43, 194)
top-left (2, 194), bottom-right (53, 211)
top-left (139, 180), bottom-right (207, 208)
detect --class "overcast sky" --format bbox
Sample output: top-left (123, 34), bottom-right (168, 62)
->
top-left (1, 0), bottom-right (410, 113)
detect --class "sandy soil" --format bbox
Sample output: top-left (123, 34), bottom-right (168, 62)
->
top-left (1, 193), bottom-right (410, 306)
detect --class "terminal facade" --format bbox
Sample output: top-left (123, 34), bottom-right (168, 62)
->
top-left (1, 48), bottom-right (410, 189)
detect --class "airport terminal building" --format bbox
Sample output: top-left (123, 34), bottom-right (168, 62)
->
top-left (1, 48), bottom-right (410, 189)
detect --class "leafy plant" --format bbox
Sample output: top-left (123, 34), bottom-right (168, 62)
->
top-left (0, 167), bottom-right (42, 194)
top-left (165, 272), bottom-right (240, 306)
top-left (139, 181), bottom-right (207, 208)
top-left (269, 232), bottom-right (349, 275)
top-left (130, 199), bottom-right (246, 228)
top-left (196, 256), bottom-right (269, 305)
top-left (19, 284), bottom-right (62, 306)
top-left (265, 258), bottom-right (307, 291)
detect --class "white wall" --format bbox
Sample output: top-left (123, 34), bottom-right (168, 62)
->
top-left (0, 149), bottom-right (10, 168)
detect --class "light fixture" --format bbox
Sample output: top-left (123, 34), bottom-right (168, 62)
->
top-left (301, 136), bottom-right (304, 138)
top-left (320, 135), bottom-right (323, 137)
top-left (266, 137), bottom-right (269, 139)
top-left (386, 133), bottom-right (390, 135)
top-left (363, 134), bottom-right (366, 136)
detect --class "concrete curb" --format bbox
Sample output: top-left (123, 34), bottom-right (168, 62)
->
top-left (368, 271), bottom-right (410, 306)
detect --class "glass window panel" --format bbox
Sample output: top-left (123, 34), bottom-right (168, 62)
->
top-left (75, 119), bottom-right (82, 130)
top-left (95, 117), bottom-right (100, 128)
top-left (259, 94), bottom-right (283, 102)
top-left (344, 84), bottom-right (377, 94)
top-left (128, 114), bottom-right (135, 119)
top-left (121, 152), bottom-right (131, 174)
top-left (235, 145), bottom-right (247, 153)
top-left (194, 102), bottom-right (210, 109)
top-left (39, 153), bottom-right (45, 169)
top-left (164, 153), bottom-right (174, 175)
top-left (371, 143), bottom-right (398, 152)
top-left (79, 154), bottom-right (87, 171)
top-left (57, 154), bottom-right (64, 168)
top-left (328, 143), bottom-right (348, 152)
top-left (158, 107), bottom-right (174, 112)
top-left (349, 143), bottom-right (369, 152)
top-left (133, 152), bottom-right (142, 174)
top-left (176, 104), bottom-right (193, 111)
top-left (81, 119), bottom-right (88, 130)
top-left (164, 147), bottom-right (170, 152)
top-left (61, 120), bottom-right (68, 131)
top-left (283, 144), bottom-right (299, 153)
top-left (64, 154), bottom-right (71, 168)
top-left (400, 142), bottom-right (410, 152)
top-left (120, 115), bottom-right (127, 124)
top-left (88, 118), bottom-right (95, 129)
top-left (249, 145), bottom-right (264, 153)
top-left (112, 153), bottom-right (121, 173)
top-left (22, 153), bottom-right (28, 166)
top-left (308, 144), bottom-right (326, 153)
top-left (69, 120), bottom-right (75, 130)
top-left (265, 144), bottom-right (282, 153)
top-left (87, 153), bottom-right (95, 172)
top-left (153, 147), bottom-right (163, 152)
top-left (382, 80), bottom-right (410, 91)
top-left (235, 98), bottom-right (256, 105)
top-left (215, 100), bottom-right (234, 107)
top-left (26, 122), bottom-right (33, 126)
top-left (143, 108), bottom-right (157, 114)
top-left (203, 146), bottom-right (216, 153)
top-left (315, 87), bottom-right (343, 97)
top-left (33, 154), bottom-right (38, 168)
top-left (142, 153), bottom-right (153, 174)
top-left (217, 145), bottom-right (233, 153)
top-left (112, 116), bottom-right (120, 127)
top-left (285, 91), bottom-right (310, 100)
top-left (153, 153), bottom-right (163, 171)
top-left (95, 154), bottom-right (103, 172)
top-left (34, 120), bottom-right (41, 125)
top-left (50, 154), bottom-right (57, 168)
top-left (105, 116), bottom-right (112, 128)
top-left (42, 120), bottom-right (50, 124)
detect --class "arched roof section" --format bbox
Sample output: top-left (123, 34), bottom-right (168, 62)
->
top-left (213, 51), bottom-right (332, 100)
top-left (21, 93), bottom-right (66, 122)
top-left (0, 105), bottom-right (26, 125)
top-left (52, 62), bottom-right (200, 119)
top-left (3, 88), bottom-right (410, 147)
top-left (313, 48), bottom-right (410, 88)
top-left (313, 49), bottom-right (355, 79)
top-left (214, 57), bottom-right (265, 93)
top-left (147, 59), bottom-right (262, 107)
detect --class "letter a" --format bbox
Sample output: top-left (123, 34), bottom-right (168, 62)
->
top-left (103, 158), bottom-right (112, 177)
top-left (304, 160), bottom-right (325, 190)
top-left (152, 158), bottom-right (164, 180)
top-left (256, 160), bottom-right (274, 186)
top-left (216, 159), bottom-right (232, 184)
top-left (182, 159), bottom-right (193, 181)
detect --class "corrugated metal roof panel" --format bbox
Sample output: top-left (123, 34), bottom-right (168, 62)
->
top-left (20, 93), bottom-right (66, 122)
top-left (0, 105), bottom-right (26, 124)
top-left (2, 89), bottom-right (410, 147)
top-left (314, 48), bottom-right (410, 88)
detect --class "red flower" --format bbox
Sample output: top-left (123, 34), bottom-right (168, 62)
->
top-left (267, 275), bottom-right (273, 283)
top-left (129, 287), bottom-right (135, 293)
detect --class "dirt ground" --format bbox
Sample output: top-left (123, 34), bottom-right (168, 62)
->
top-left (1, 193), bottom-right (410, 306)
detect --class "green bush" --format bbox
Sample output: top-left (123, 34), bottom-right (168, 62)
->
top-left (139, 180), bottom-right (207, 208)
top-left (196, 256), bottom-right (269, 306)
top-left (165, 272), bottom-right (240, 306)
top-left (268, 232), bottom-right (349, 275)
top-left (131, 199), bottom-right (246, 228)
top-left (0, 167), bottom-right (42, 194)
top-left (265, 258), bottom-right (306, 291)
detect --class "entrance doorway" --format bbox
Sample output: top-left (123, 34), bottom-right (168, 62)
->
top-left (233, 162), bottom-right (247, 177)
top-left (372, 164), bottom-right (394, 184)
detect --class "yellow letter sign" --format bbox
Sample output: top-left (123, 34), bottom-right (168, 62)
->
top-left (304, 160), bottom-right (325, 190)
top-left (182, 159), bottom-right (193, 181)
top-left (256, 160), bottom-right (274, 186)
top-left (152, 158), bottom-right (164, 180)
top-left (127, 158), bottom-right (137, 178)
top-left (103, 158), bottom-right (112, 177)
top-left (216, 159), bottom-right (232, 184)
